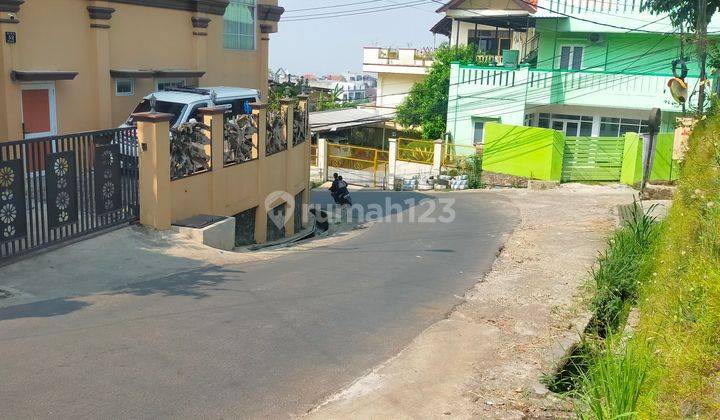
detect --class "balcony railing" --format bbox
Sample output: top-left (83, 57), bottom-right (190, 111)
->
top-left (363, 47), bottom-right (434, 68)
top-left (452, 63), bottom-right (702, 112)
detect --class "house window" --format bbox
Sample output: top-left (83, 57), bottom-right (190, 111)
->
top-left (224, 0), bottom-right (256, 50)
top-left (524, 113), bottom-right (534, 127)
top-left (473, 121), bottom-right (485, 145)
top-left (541, 114), bottom-right (593, 136)
top-left (115, 79), bottom-right (134, 96)
top-left (559, 46), bottom-right (584, 70)
top-left (468, 30), bottom-right (511, 55)
top-left (156, 79), bottom-right (185, 91)
top-left (599, 117), bottom-right (650, 137)
top-left (538, 113), bottom-right (550, 128)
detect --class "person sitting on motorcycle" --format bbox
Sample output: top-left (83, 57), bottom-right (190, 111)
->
top-left (336, 176), bottom-right (349, 203)
top-left (329, 172), bottom-right (340, 203)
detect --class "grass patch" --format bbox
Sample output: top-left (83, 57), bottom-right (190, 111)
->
top-left (631, 120), bottom-right (720, 417)
top-left (567, 118), bottom-right (720, 418)
top-left (544, 202), bottom-right (658, 398)
top-left (574, 336), bottom-right (650, 420)
top-left (587, 200), bottom-right (659, 338)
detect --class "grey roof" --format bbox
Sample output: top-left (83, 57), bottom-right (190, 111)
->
top-left (310, 108), bottom-right (396, 132)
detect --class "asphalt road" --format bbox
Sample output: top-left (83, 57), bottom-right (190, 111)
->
top-left (0, 191), bottom-right (519, 419)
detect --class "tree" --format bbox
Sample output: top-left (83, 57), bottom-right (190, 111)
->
top-left (642, 0), bottom-right (720, 113)
top-left (395, 44), bottom-right (477, 139)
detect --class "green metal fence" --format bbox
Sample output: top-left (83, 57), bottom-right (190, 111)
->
top-left (561, 136), bottom-right (626, 182)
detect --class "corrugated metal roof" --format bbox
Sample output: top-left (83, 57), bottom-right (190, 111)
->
top-left (309, 108), bottom-right (396, 133)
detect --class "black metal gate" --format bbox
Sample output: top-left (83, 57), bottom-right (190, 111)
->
top-left (0, 128), bottom-right (139, 262)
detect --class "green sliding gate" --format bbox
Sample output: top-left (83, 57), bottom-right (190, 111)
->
top-left (561, 136), bottom-right (626, 182)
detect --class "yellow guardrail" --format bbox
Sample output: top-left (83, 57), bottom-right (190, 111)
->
top-left (442, 143), bottom-right (478, 171)
top-left (327, 143), bottom-right (388, 187)
top-left (397, 138), bottom-right (435, 165)
top-left (310, 144), bottom-right (318, 166)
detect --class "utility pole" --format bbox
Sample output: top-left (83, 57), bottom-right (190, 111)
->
top-left (680, 24), bottom-right (687, 114)
top-left (697, 0), bottom-right (708, 114)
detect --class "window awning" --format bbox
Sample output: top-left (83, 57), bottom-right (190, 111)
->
top-left (109, 69), bottom-right (206, 79)
top-left (430, 17), bottom-right (452, 36)
top-left (11, 70), bottom-right (78, 82)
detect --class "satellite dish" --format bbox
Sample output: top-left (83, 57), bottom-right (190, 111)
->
top-left (667, 77), bottom-right (688, 104)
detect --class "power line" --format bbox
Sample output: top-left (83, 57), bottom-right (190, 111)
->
top-left (282, 0), bottom-right (435, 21)
top-left (311, 37), bottom-right (679, 129)
top-left (284, 0), bottom-right (388, 13)
top-left (364, 36), bottom-right (679, 105)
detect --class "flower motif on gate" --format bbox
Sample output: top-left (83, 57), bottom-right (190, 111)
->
top-left (102, 181), bottom-right (114, 200)
top-left (0, 203), bottom-right (16, 224)
top-left (101, 150), bottom-right (115, 167)
top-left (104, 168), bottom-right (113, 180)
top-left (0, 166), bottom-right (14, 188)
top-left (0, 189), bottom-right (12, 202)
top-left (3, 225), bottom-right (15, 238)
top-left (53, 157), bottom-right (69, 177)
top-left (58, 211), bottom-right (69, 223)
top-left (57, 177), bottom-right (68, 189)
top-left (56, 191), bottom-right (70, 211)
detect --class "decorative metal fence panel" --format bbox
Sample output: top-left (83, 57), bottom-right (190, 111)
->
top-left (0, 128), bottom-right (139, 262)
top-left (442, 143), bottom-right (477, 172)
top-left (224, 113), bottom-right (258, 166)
top-left (266, 109), bottom-right (288, 156)
top-left (397, 138), bottom-right (434, 165)
top-left (293, 105), bottom-right (308, 146)
top-left (562, 136), bottom-right (626, 182)
top-left (310, 144), bottom-right (318, 166)
top-left (327, 143), bottom-right (388, 187)
top-left (170, 121), bottom-right (212, 180)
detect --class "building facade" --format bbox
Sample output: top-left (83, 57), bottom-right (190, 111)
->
top-left (0, 0), bottom-right (283, 142)
top-left (308, 79), bottom-right (367, 102)
top-left (445, 0), bottom-right (719, 147)
top-left (362, 0), bottom-right (536, 111)
top-left (362, 47), bottom-right (434, 109)
top-left (431, 0), bottom-right (537, 66)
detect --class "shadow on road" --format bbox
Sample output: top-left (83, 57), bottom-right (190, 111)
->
top-left (0, 298), bottom-right (91, 321)
top-left (106, 265), bottom-right (246, 300)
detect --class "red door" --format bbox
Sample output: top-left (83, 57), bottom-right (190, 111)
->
top-left (21, 85), bottom-right (57, 171)
top-left (21, 85), bottom-right (55, 139)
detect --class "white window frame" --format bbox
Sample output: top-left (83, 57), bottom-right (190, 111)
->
top-left (156, 78), bottom-right (185, 91)
top-left (115, 78), bottom-right (134, 96)
top-left (558, 45), bottom-right (584, 70)
top-left (224, 0), bottom-right (257, 52)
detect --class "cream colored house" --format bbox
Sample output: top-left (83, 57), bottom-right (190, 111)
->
top-left (0, 0), bottom-right (283, 142)
top-left (362, 47), bottom-right (433, 110)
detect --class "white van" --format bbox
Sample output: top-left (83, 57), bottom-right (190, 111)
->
top-left (124, 86), bottom-right (260, 127)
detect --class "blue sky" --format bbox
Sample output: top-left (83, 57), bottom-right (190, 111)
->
top-left (270, 0), bottom-right (443, 76)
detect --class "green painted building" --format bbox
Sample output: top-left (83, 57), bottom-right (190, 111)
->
top-left (442, 0), bottom-right (718, 148)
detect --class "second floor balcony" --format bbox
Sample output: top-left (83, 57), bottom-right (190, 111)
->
top-left (363, 47), bottom-right (434, 75)
top-left (450, 63), bottom-right (703, 113)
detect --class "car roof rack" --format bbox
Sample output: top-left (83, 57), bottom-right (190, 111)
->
top-left (163, 86), bottom-right (212, 95)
